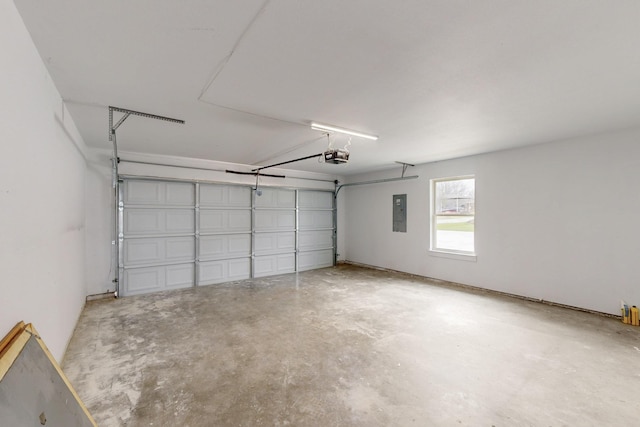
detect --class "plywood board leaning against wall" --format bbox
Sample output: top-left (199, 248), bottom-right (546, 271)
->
top-left (0, 321), bottom-right (97, 426)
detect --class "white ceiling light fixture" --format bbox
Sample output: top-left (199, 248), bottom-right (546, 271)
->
top-left (311, 122), bottom-right (378, 141)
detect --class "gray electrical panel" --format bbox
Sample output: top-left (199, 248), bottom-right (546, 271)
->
top-left (393, 194), bottom-right (407, 232)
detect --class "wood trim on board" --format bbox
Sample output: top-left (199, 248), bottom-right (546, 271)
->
top-left (0, 321), bottom-right (98, 426)
top-left (0, 321), bottom-right (28, 380)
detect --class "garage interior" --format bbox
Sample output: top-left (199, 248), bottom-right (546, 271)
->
top-left (2, 1), bottom-right (640, 426)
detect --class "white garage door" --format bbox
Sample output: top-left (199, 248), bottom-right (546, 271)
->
top-left (121, 180), bottom-right (196, 296)
top-left (197, 184), bottom-right (252, 285)
top-left (298, 190), bottom-right (335, 271)
top-left (120, 180), bottom-right (335, 296)
top-left (253, 188), bottom-right (297, 278)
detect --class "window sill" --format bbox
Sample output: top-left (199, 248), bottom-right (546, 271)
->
top-left (428, 250), bottom-right (477, 262)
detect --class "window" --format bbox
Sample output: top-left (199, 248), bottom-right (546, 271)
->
top-left (431, 176), bottom-right (475, 255)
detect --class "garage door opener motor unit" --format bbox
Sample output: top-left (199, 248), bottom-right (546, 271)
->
top-left (324, 148), bottom-right (349, 164)
top-left (322, 132), bottom-right (350, 164)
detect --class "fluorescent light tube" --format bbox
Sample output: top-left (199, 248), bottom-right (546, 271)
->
top-left (311, 122), bottom-right (378, 140)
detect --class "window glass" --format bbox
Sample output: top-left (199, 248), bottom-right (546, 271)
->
top-left (432, 177), bottom-right (475, 254)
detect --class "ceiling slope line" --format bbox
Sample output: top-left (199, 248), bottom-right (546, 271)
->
top-left (62, 98), bottom-right (109, 109)
top-left (198, 0), bottom-right (273, 100)
top-left (197, 98), bottom-right (305, 127)
top-left (195, 0), bottom-right (313, 129)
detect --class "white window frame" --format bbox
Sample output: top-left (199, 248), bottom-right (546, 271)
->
top-left (429, 175), bottom-right (476, 260)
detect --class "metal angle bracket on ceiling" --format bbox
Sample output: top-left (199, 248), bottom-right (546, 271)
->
top-left (108, 106), bottom-right (185, 171)
top-left (107, 106), bottom-right (185, 298)
top-left (108, 105), bottom-right (185, 142)
top-left (395, 161), bottom-right (415, 178)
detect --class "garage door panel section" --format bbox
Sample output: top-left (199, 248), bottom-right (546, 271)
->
top-left (166, 237), bottom-right (195, 260)
top-left (254, 254), bottom-right (296, 277)
top-left (124, 267), bottom-right (162, 295)
top-left (200, 210), bottom-right (251, 233)
top-left (298, 230), bottom-right (333, 251)
top-left (125, 209), bottom-right (194, 236)
top-left (254, 188), bottom-right (295, 209)
top-left (199, 258), bottom-right (251, 285)
top-left (298, 190), bottom-right (335, 271)
top-left (166, 264), bottom-right (195, 289)
top-left (254, 210), bottom-right (295, 231)
top-left (124, 238), bottom-right (161, 265)
top-left (299, 210), bottom-right (333, 230)
top-left (123, 263), bottom-right (194, 296)
top-left (253, 189), bottom-right (296, 278)
top-left (124, 180), bottom-right (194, 206)
top-left (196, 184), bottom-right (252, 286)
top-left (122, 179), bottom-right (196, 296)
top-left (125, 180), bottom-right (162, 205)
top-left (199, 234), bottom-right (251, 261)
top-left (200, 184), bottom-right (251, 207)
top-left (298, 191), bottom-right (333, 209)
top-left (124, 236), bottom-right (195, 266)
top-left (165, 182), bottom-right (196, 206)
top-left (254, 232), bottom-right (295, 255)
top-left (166, 210), bottom-right (196, 233)
top-left (298, 249), bottom-right (333, 271)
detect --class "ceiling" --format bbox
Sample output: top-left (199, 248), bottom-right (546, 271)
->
top-left (15, 0), bottom-right (640, 175)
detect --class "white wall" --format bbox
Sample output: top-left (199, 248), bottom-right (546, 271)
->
top-left (0, 0), bottom-right (88, 361)
top-left (84, 149), bottom-right (338, 295)
top-left (342, 129), bottom-right (640, 315)
top-left (84, 149), bottom-right (115, 296)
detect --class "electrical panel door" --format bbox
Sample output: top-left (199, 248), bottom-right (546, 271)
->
top-left (393, 194), bottom-right (407, 232)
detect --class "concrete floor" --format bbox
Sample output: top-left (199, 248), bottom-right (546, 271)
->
top-left (63, 264), bottom-right (640, 426)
